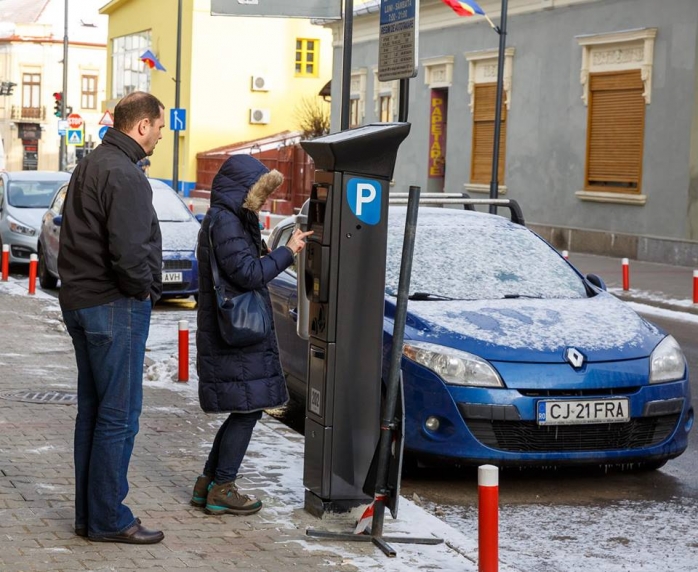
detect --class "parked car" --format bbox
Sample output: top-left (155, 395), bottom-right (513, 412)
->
top-left (267, 205), bottom-right (694, 469)
top-left (0, 171), bottom-right (71, 264)
top-left (38, 178), bottom-right (201, 299)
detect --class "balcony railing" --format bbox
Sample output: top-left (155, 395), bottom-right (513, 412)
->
top-left (11, 106), bottom-right (46, 121)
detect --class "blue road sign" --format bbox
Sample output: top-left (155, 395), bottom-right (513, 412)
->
top-left (99, 125), bottom-right (109, 140)
top-left (170, 108), bottom-right (186, 131)
top-left (347, 178), bottom-right (382, 225)
top-left (66, 129), bottom-right (84, 146)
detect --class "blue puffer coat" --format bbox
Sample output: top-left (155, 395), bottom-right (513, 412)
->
top-left (196, 155), bottom-right (294, 413)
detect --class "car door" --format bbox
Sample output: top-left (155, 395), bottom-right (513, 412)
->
top-left (44, 185), bottom-right (67, 276)
top-left (267, 222), bottom-right (309, 396)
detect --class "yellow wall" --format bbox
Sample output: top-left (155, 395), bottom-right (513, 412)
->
top-left (101, 0), bottom-right (332, 194)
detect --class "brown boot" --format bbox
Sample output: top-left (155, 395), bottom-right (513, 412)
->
top-left (190, 474), bottom-right (213, 507)
top-left (205, 481), bottom-right (262, 515)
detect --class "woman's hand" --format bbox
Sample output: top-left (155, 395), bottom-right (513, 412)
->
top-left (287, 229), bottom-right (313, 255)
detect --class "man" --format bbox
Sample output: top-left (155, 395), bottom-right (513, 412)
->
top-left (58, 92), bottom-right (165, 544)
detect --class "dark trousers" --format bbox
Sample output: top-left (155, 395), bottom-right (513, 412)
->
top-left (204, 410), bottom-right (263, 484)
top-left (63, 297), bottom-right (151, 537)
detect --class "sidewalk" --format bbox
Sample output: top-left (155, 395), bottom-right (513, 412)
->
top-left (0, 281), bottom-right (496, 572)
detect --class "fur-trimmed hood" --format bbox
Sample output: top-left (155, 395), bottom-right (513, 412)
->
top-left (209, 154), bottom-right (282, 215)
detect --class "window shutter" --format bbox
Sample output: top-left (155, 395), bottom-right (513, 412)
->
top-left (471, 84), bottom-right (507, 184)
top-left (586, 70), bottom-right (645, 192)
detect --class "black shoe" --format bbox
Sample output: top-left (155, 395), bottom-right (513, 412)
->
top-left (75, 527), bottom-right (87, 538)
top-left (89, 521), bottom-right (164, 545)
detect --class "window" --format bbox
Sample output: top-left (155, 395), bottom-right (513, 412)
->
top-left (349, 69), bottom-right (367, 127)
top-left (373, 70), bottom-right (398, 123)
top-left (295, 39), bottom-right (318, 77)
top-left (111, 31), bottom-right (151, 99)
top-left (21, 73), bottom-right (40, 109)
top-left (585, 70), bottom-right (645, 193)
top-left (576, 29), bottom-right (656, 203)
top-left (471, 83), bottom-right (506, 185)
top-left (81, 75), bottom-right (98, 109)
top-left (350, 99), bottom-right (361, 128)
top-left (379, 95), bottom-right (392, 123)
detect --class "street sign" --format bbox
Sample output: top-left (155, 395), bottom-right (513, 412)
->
top-left (98, 110), bottom-right (114, 126)
top-left (170, 108), bottom-right (186, 131)
top-left (211, 0), bottom-right (341, 19)
top-left (378, 0), bottom-right (420, 82)
top-left (58, 119), bottom-right (68, 136)
top-left (67, 113), bottom-right (83, 130)
top-left (99, 126), bottom-right (109, 140)
top-left (66, 129), bottom-right (84, 146)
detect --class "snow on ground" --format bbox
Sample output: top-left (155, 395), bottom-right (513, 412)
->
top-left (2, 276), bottom-right (697, 571)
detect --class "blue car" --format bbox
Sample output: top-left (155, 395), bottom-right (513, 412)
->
top-left (268, 205), bottom-right (694, 469)
top-left (38, 178), bottom-right (200, 300)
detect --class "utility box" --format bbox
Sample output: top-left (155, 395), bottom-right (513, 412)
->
top-left (299, 123), bottom-right (410, 516)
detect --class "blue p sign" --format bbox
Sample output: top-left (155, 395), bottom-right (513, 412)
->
top-left (347, 178), bottom-right (382, 225)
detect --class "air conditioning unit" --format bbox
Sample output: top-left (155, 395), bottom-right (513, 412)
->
top-left (251, 75), bottom-right (269, 92)
top-left (249, 108), bottom-right (271, 125)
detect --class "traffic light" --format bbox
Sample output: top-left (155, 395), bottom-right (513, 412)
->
top-left (53, 92), bottom-right (63, 117)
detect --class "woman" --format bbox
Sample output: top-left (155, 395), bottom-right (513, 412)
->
top-left (193, 154), bottom-right (311, 515)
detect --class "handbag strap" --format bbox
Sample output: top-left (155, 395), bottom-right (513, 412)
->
top-left (207, 218), bottom-right (226, 299)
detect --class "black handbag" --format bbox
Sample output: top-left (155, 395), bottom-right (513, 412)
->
top-left (208, 219), bottom-right (270, 347)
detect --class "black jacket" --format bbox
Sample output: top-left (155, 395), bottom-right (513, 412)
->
top-left (196, 155), bottom-right (294, 413)
top-left (58, 128), bottom-right (162, 310)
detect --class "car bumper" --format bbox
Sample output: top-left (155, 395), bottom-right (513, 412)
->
top-left (1, 231), bottom-right (38, 264)
top-left (161, 254), bottom-right (198, 297)
top-left (401, 359), bottom-right (693, 466)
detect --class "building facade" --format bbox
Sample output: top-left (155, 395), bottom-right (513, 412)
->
top-left (99, 0), bottom-right (333, 195)
top-left (328, 0), bottom-right (698, 265)
top-left (0, 0), bottom-right (108, 171)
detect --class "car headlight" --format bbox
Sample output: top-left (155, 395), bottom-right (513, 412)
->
top-left (403, 341), bottom-right (504, 387)
top-left (7, 215), bottom-right (36, 236)
top-left (650, 335), bottom-right (686, 384)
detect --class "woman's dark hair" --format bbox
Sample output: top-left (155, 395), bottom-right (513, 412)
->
top-left (113, 91), bottom-right (164, 132)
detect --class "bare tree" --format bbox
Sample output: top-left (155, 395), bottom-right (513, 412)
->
top-left (295, 96), bottom-right (330, 140)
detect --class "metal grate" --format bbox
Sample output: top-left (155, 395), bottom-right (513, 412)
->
top-left (465, 415), bottom-right (680, 452)
top-left (164, 260), bottom-right (193, 270)
top-left (0, 390), bottom-right (77, 405)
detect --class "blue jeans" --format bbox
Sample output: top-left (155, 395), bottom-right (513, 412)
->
top-left (204, 410), bottom-right (263, 484)
top-left (63, 297), bottom-right (151, 537)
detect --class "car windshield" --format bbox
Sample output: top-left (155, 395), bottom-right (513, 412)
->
top-left (385, 208), bottom-right (588, 301)
top-left (7, 180), bottom-right (65, 208)
top-left (150, 181), bottom-right (192, 222)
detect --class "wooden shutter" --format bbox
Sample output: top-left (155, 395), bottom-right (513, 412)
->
top-left (586, 70), bottom-right (645, 192)
top-left (471, 83), bottom-right (507, 185)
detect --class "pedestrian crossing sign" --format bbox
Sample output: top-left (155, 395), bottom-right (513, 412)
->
top-left (66, 128), bottom-right (83, 146)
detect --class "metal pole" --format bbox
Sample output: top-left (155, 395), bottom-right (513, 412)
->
top-left (59, 0), bottom-right (68, 171)
top-left (370, 185), bottom-right (420, 543)
top-left (398, 78), bottom-right (409, 123)
top-left (340, 0), bottom-right (353, 131)
top-left (172, 0), bottom-right (182, 194)
top-left (488, 0), bottom-right (508, 214)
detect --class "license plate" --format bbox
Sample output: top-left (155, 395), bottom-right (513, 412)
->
top-left (537, 398), bottom-right (630, 425)
top-left (163, 271), bottom-right (183, 283)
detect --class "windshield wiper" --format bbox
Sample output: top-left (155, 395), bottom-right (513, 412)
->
top-left (408, 292), bottom-right (457, 301)
top-left (502, 294), bottom-right (544, 299)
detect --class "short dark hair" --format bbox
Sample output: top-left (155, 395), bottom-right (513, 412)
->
top-left (113, 91), bottom-right (164, 132)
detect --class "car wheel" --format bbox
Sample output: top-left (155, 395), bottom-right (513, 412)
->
top-left (38, 248), bottom-right (58, 289)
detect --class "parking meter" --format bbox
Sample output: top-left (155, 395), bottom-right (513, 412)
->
top-left (299, 123), bottom-right (410, 516)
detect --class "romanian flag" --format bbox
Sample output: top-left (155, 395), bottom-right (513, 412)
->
top-left (440, 0), bottom-right (485, 17)
top-left (140, 49), bottom-right (166, 72)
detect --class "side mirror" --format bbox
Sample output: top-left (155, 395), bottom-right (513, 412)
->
top-left (195, 213), bottom-right (205, 223)
top-left (586, 273), bottom-right (607, 291)
top-left (53, 215), bottom-right (62, 226)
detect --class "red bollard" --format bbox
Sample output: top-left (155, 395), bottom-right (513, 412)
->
top-left (28, 253), bottom-right (38, 294)
top-left (478, 465), bottom-right (499, 572)
top-left (622, 258), bottom-right (630, 291)
top-left (178, 319), bottom-right (189, 382)
top-left (188, 200), bottom-right (194, 213)
top-left (260, 210), bottom-right (271, 230)
top-left (693, 270), bottom-right (698, 305)
top-left (562, 250), bottom-right (569, 260)
top-left (1, 244), bottom-right (8, 281)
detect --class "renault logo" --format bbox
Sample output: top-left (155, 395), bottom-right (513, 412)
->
top-left (565, 347), bottom-right (585, 369)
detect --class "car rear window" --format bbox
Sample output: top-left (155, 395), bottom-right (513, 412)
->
top-left (386, 208), bottom-right (588, 301)
top-left (150, 181), bottom-right (192, 222)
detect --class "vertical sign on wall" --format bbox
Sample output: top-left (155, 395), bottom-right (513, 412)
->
top-left (428, 90), bottom-right (447, 178)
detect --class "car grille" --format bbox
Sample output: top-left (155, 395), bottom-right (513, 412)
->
top-left (163, 283), bottom-right (192, 292)
top-left (163, 260), bottom-right (193, 270)
top-left (464, 415), bottom-right (680, 452)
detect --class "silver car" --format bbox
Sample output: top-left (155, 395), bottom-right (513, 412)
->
top-left (0, 171), bottom-right (71, 264)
